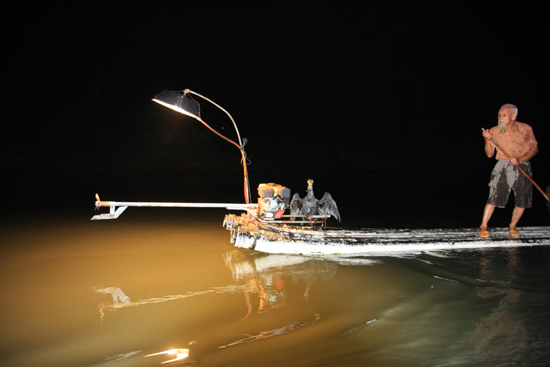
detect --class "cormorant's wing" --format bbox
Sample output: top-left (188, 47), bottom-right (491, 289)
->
top-left (290, 193), bottom-right (303, 220)
top-left (318, 192), bottom-right (341, 222)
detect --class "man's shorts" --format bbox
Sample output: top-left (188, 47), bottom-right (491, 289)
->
top-left (487, 160), bottom-right (533, 208)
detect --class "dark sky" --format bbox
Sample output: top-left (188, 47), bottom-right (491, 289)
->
top-left (4, 3), bottom-right (549, 215)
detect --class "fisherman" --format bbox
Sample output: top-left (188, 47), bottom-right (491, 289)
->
top-left (479, 104), bottom-right (538, 238)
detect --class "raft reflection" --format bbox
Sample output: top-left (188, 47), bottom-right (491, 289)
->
top-left (93, 250), bottom-right (339, 357)
top-left (223, 251), bottom-right (338, 311)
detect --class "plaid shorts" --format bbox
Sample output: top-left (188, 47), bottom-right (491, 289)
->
top-left (487, 160), bottom-right (533, 208)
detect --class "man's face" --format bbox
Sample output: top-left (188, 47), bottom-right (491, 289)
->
top-left (498, 107), bottom-right (516, 128)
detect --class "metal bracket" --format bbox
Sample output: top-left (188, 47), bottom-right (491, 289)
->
top-left (91, 193), bottom-right (257, 220)
top-left (91, 205), bottom-right (128, 220)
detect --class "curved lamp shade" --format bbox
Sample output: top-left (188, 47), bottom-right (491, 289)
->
top-left (152, 90), bottom-right (200, 119)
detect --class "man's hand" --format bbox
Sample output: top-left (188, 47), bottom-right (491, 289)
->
top-left (482, 129), bottom-right (492, 139)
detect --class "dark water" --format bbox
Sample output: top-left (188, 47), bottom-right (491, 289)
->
top-left (2, 210), bottom-right (550, 367)
top-left (1, 171), bottom-right (550, 366)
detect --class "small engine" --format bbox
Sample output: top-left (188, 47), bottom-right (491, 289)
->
top-left (257, 183), bottom-right (291, 219)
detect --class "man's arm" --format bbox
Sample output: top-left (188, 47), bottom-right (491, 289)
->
top-left (517, 145), bottom-right (538, 164)
top-left (482, 129), bottom-right (495, 158)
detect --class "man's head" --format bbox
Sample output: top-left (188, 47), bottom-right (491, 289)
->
top-left (498, 104), bottom-right (518, 131)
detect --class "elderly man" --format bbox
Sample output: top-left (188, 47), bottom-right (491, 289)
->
top-left (479, 104), bottom-right (538, 238)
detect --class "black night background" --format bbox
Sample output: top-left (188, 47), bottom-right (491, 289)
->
top-left (4, 3), bottom-right (549, 227)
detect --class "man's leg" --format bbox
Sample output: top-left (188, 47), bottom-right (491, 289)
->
top-left (509, 206), bottom-right (525, 231)
top-left (510, 162), bottom-right (531, 236)
top-left (480, 204), bottom-right (495, 230)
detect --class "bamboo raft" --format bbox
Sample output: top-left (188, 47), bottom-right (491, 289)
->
top-left (223, 213), bottom-right (550, 256)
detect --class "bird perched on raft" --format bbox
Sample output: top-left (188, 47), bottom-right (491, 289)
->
top-left (290, 179), bottom-right (341, 222)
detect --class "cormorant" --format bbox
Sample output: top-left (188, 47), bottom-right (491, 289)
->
top-left (290, 179), bottom-right (341, 222)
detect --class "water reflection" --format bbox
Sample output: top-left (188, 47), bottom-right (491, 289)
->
top-left (94, 284), bottom-right (246, 322)
top-left (92, 250), bottom-right (342, 364)
top-left (223, 251), bottom-right (338, 311)
top-left (470, 249), bottom-right (528, 359)
top-left (103, 349), bottom-right (142, 363)
top-left (413, 247), bottom-right (550, 366)
top-left (218, 313), bottom-right (321, 349)
top-left (145, 348), bottom-right (190, 364)
top-left (93, 251), bottom-right (338, 316)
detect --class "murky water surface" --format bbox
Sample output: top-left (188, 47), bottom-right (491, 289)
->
top-left (2, 211), bottom-right (550, 367)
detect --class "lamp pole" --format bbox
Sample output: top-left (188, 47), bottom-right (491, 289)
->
top-left (153, 89), bottom-right (251, 204)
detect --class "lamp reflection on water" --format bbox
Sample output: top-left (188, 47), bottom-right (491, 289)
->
top-left (145, 348), bottom-right (190, 364)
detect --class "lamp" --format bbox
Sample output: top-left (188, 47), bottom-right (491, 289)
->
top-left (152, 89), bottom-right (251, 204)
top-left (151, 89), bottom-right (201, 118)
